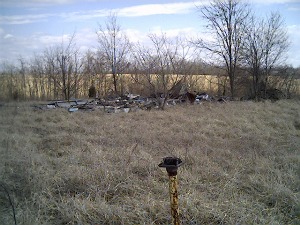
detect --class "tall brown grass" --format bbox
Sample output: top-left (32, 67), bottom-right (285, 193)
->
top-left (0, 100), bottom-right (299, 224)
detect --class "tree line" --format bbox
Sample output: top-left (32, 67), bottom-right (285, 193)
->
top-left (0, 0), bottom-right (299, 102)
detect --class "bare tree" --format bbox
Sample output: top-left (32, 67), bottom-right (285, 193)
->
top-left (243, 12), bottom-right (289, 100)
top-left (132, 34), bottom-right (192, 109)
top-left (82, 49), bottom-right (108, 97)
top-left (29, 53), bottom-right (47, 99)
top-left (0, 62), bottom-right (18, 100)
top-left (56, 32), bottom-right (82, 100)
top-left (18, 57), bottom-right (27, 100)
top-left (41, 32), bottom-right (83, 100)
top-left (268, 65), bottom-right (299, 99)
top-left (261, 12), bottom-right (289, 97)
top-left (82, 50), bottom-right (97, 97)
top-left (195, 0), bottom-right (250, 97)
top-left (96, 14), bottom-right (131, 96)
top-left (2, 60), bottom-right (27, 100)
top-left (242, 15), bottom-right (265, 100)
top-left (44, 46), bottom-right (59, 99)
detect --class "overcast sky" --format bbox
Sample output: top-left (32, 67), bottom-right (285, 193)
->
top-left (1, 0), bottom-right (300, 67)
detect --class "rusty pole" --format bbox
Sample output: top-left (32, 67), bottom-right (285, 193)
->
top-left (169, 172), bottom-right (180, 225)
top-left (159, 157), bottom-right (183, 225)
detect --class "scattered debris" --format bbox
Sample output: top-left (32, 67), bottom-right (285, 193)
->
top-left (47, 104), bottom-right (56, 109)
top-left (217, 97), bottom-right (227, 103)
top-left (31, 92), bottom-right (233, 113)
top-left (186, 92), bottom-right (197, 104)
top-left (68, 107), bottom-right (79, 113)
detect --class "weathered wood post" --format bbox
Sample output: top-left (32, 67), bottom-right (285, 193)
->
top-left (159, 157), bottom-right (183, 225)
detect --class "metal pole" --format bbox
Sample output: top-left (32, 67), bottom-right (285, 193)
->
top-left (169, 173), bottom-right (180, 225)
top-left (159, 157), bottom-right (183, 225)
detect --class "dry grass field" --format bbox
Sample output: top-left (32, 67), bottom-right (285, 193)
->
top-left (0, 100), bottom-right (299, 225)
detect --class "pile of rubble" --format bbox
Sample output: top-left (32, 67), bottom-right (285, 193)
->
top-left (33, 94), bottom-right (167, 113)
top-left (32, 92), bottom-right (227, 113)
